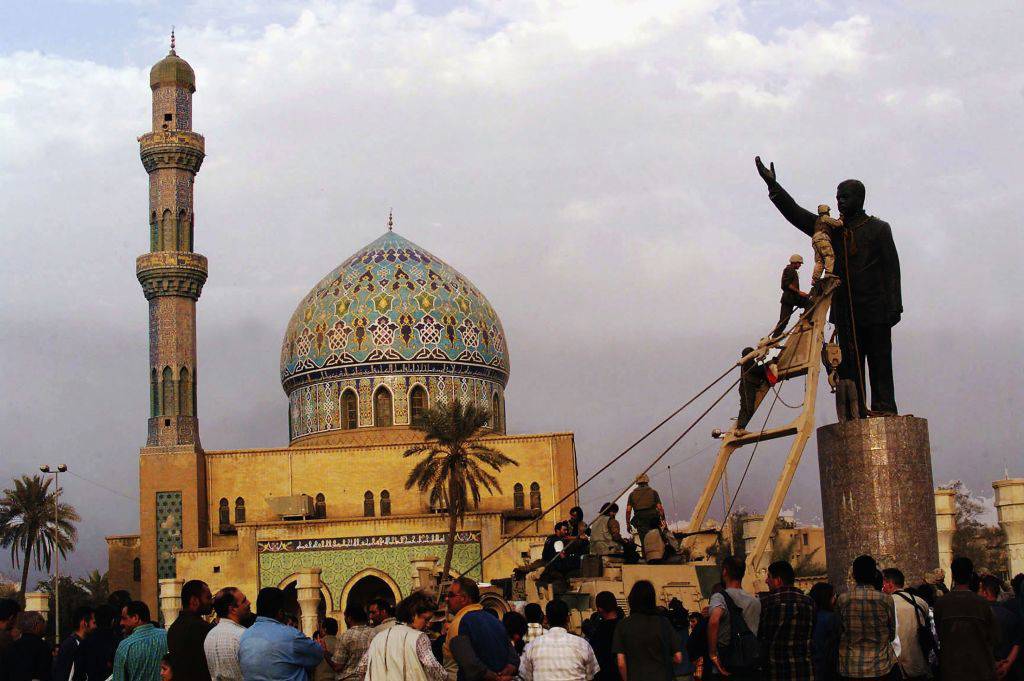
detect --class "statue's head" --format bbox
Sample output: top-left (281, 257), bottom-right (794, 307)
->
top-left (817, 204), bottom-right (831, 216)
top-left (836, 179), bottom-right (865, 216)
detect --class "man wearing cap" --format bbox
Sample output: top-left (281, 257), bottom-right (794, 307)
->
top-left (626, 474), bottom-right (665, 544)
top-left (772, 254), bottom-right (811, 338)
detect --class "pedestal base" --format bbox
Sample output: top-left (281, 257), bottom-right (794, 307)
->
top-left (817, 415), bottom-right (939, 589)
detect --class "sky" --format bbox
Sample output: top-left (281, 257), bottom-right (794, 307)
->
top-left (1, 0), bottom-right (1021, 584)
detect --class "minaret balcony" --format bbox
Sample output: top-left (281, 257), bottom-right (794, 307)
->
top-left (139, 130), bottom-right (205, 173)
top-left (137, 252), bottom-right (208, 300)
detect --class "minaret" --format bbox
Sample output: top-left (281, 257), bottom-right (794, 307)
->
top-left (137, 31), bottom-right (207, 447)
top-left (136, 34), bottom-right (210, 615)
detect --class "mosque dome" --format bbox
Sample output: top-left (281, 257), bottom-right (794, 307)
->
top-left (280, 231), bottom-right (510, 444)
top-left (150, 50), bottom-right (196, 92)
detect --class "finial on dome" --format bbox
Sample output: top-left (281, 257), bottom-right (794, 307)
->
top-left (388, 209), bottom-right (394, 232)
top-left (170, 27), bottom-right (176, 54)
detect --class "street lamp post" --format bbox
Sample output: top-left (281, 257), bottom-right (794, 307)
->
top-left (39, 463), bottom-right (67, 644)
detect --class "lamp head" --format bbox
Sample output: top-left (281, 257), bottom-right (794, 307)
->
top-left (57, 464), bottom-right (68, 472)
top-left (40, 465), bottom-right (51, 473)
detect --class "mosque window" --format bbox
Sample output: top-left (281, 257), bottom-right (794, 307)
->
top-left (529, 482), bottom-right (541, 510)
top-left (409, 386), bottom-right (427, 425)
top-left (513, 483), bottom-right (524, 510)
top-left (150, 212), bottom-right (158, 251)
top-left (363, 491), bottom-right (375, 517)
top-left (234, 497), bottom-right (246, 524)
top-left (161, 366), bottom-right (175, 416)
top-left (374, 387), bottom-right (393, 427)
top-left (132, 558), bottom-right (141, 582)
top-left (314, 493), bottom-right (326, 519)
top-left (341, 390), bottom-right (358, 430)
top-left (492, 394), bottom-right (503, 433)
top-left (380, 490), bottom-right (391, 517)
top-left (150, 369), bottom-right (159, 418)
top-left (218, 498), bottom-right (232, 533)
top-left (164, 113), bottom-right (172, 122)
top-left (178, 367), bottom-right (192, 416)
top-left (161, 209), bottom-right (174, 253)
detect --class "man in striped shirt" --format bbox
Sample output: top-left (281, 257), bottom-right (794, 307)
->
top-left (113, 601), bottom-right (168, 681)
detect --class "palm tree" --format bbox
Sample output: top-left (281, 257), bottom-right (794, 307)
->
top-left (404, 401), bottom-right (518, 581)
top-left (0, 474), bottom-right (79, 603)
top-left (77, 569), bottom-right (109, 604)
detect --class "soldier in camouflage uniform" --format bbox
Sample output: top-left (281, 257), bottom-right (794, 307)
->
top-left (812, 204), bottom-right (840, 286)
top-left (625, 474), bottom-right (666, 543)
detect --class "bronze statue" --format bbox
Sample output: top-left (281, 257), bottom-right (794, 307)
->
top-left (755, 157), bottom-right (902, 417)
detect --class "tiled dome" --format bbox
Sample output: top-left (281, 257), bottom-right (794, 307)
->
top-left (280, 232), bottom-right (510, 397)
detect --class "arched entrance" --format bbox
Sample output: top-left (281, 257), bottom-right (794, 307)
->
top-left (345, 574), bottom-right (397, 613)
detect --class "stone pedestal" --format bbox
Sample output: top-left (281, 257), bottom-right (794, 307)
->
top-left (993, 478), bottom-right (1024, 577)
top-left (24, 591), bottom-right (50, 620)
top-left (293, 568), bottom-right (323, 636)
top-left (158, 578), bottom-right (183, 627)
top-left (934, 488), bottom-right (956, 582)
top-left (817, 416), bottom-right (938, 589)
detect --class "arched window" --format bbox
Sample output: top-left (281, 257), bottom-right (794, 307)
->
top-left (363, 491), bottom-right (375, 517)
top-left (160, 209), bottom-right (174, 252)
top-left (150, 212), bottom-right (158, 251)
top-left (234, 497), bottom-right (246, 524)
top-left (132, 558), bottom-right (141, 582)
top-left (374, 387), bottom-right (393, 427)
top-left (341, 390), bottom-right (358, 430)
top-left (380, 490), bottom-right (391, 517)
top-left (150, 369), bottom-right (159, 417)
top-left (178, 367), bottom-right (192, 416)
top-left (409, 386), bottom-right (427, 425)
top-left (161, 367), bottom-right (175, 416)
top-left (218, 498), bottom-right (231, 532)
top-left (492, 393), bottom-right (503, 432)
top-left (314, 493), bottom-right (326, 519)
top-left (529, 482), bottom-right (541, 510)
top-left (513, 483), bottom-right (524, 510)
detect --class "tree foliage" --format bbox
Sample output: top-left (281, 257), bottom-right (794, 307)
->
top-left (404, 400), bottom-right (518, 581)
top-left (0, 474), bottom-right (80, 602)
top-left (944, 480), bottom-right (1008, 576)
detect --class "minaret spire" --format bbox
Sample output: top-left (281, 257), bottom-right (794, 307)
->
top-left (170, 27), bottom-right (176, 54)
top-left (388, 208), bottom-right (394, 232)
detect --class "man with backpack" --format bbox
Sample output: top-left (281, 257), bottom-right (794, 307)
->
top-left (758, 560), bottom-right (815, 680)
top-left (706, 556), bottom-right (761, 678)
top-left (882, 568), bottom-right (934, 680)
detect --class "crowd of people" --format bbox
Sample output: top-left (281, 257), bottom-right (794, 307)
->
top-left (2, 550), bottom-right (1021, 681)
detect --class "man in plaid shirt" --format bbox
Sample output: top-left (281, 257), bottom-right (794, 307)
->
top-left (758, 560), bottom-right (815, 680)
top-left (519, 600), bottom-right (600, 681)
top-left (835, 555), bottom-right (897, 680)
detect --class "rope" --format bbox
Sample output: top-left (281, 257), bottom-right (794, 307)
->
top-left (842, 222), bottom-right (867, 412)
top-left (462, 366), bottom-right (741, 576)
top-left (769, 382), bottom-right (803, 409)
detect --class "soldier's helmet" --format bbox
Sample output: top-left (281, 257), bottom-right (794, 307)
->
top-left (635, 473), bottom-right (650, 485)
top-left (817, 204), bottom-right (831, 215)
top-left (790, 254), bottom-right (804, 264)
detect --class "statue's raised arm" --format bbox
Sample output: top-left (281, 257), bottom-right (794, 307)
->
top-left (754, 156), bottom-right (817, 237)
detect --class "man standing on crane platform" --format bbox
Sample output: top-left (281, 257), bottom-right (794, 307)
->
top-left (626, 474), bottom-right (666, 543)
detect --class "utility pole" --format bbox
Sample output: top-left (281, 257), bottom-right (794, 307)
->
top-left (39, 464), bottom-right (67, 644)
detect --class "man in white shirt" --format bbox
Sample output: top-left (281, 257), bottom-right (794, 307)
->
top-left (882, 568), bottom-right (931, 680)
top-left (204, 587), bottom-right (252, 681)
top-left (520, 600), bottom-right (599, 681)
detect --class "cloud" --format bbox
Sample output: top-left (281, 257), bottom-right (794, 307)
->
top-left (1, 0), bottom-right (1021, 580)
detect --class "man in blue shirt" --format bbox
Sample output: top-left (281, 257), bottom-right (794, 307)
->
top-left (238, 587), bottom-right (325, 681)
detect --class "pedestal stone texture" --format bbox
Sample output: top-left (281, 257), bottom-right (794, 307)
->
top-left (817, 416), bottom-right (938, 589)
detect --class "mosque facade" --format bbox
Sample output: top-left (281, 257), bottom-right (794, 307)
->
top-left (106, 45), bottom-right (579, 623)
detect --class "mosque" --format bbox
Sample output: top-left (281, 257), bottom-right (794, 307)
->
top-left (105, 43), bottom-right (579, 626)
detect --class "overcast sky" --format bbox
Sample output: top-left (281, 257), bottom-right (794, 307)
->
top-left (2, 0), bottom-right (1021, 584)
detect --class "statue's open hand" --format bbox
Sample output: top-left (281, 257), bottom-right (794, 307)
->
top-left (755, 156), bottom-right (776, 187)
